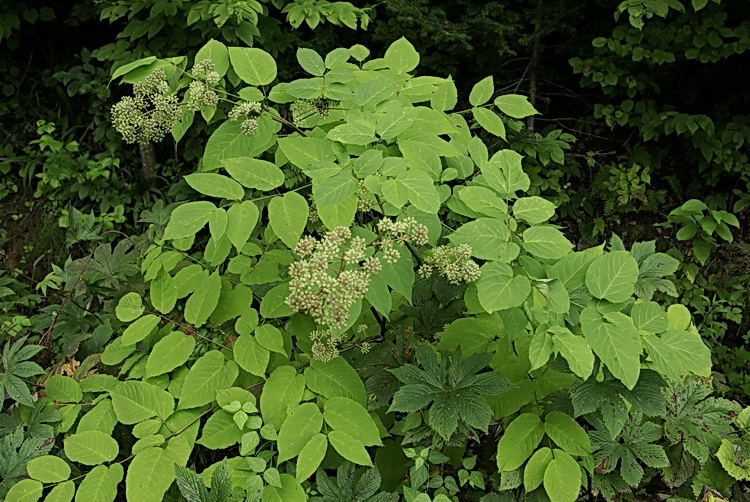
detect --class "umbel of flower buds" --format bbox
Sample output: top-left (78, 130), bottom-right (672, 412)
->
top-left (418, 244), bottom-right (481, 284)
top-left (111, 68), bottom-right (181, 144)
top-left (229, 101), bottom-right (263, 136)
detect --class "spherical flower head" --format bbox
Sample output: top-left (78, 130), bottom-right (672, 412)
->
top-left (240, 118), bottom-right (259, 136)
top-left (294, 235), bottom-right (317, 257)
top-left (112, 69), bottom-right (180, 144)
top-left (424, 244), bottom-right (481, 284)
top-left (360, 342), bottom-right (372, 354)
top-left (382, 242), bottom-right (400, 264)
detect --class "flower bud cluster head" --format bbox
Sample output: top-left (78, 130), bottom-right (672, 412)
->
top-left (289, 98), bottom-right (335, 124)
top-left (191, 59), bottom-right (220, 84)
top-left (376, 217), bottom-right (429, 263)
top-left (286, 226), bottom-right (382, 329)
top-left (418, 244), bottom-right (480, 284)
top-left (310, 329), bottom-right (341, 362)
top-left (228, 101), bottom-right (262, 136)
top-left (111, 68), bottom-right (180, 144)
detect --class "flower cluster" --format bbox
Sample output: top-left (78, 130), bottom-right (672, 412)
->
top-left (186, 59), bottom-right (221, 111)
top-left (310, 329), bottom-right (342, 362)
top-left (228, 101), bottom-right (263, 136)
top-left (289, 98), bottom-right (334, 123)
top-left (111, 69), bottom-right (181, 144)
top-left (377, 217), bottom-right (429, 264)
top-left (418, 244), bottom-right (481, 284)
top-left (286, 227), bottom-right (382, 329)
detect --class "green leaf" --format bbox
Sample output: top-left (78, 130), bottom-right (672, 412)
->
top-left (430, 78), bottom-right (457, 111)
top-left (5, 479), bottom-right (42, 502)
top-left (261, 473), bottom-right (307, 502)
top-left (323, 397), bottom-right (382, 446)
top-left (121, 314), bottom-right (160, 346)
top-left (116, 292), bottom-right (144, 322)
top-left (524, 447), bottom-right (552, 492)
top-left (585, 251), bottom-right (639, 303)
top-left (327, 122), bottom-right (377, 145)
top-left (163, 201), bottom-right (216, 240)
top-left (482, 150), bottom-right (529, 197)
top-left (547, 246), bottom-right (603, 290)
top-left (233, 334), bottom-right (270, 377)
top-left (580, 308), bottom-right (641, 390)
top-left (64, 431), bottom-right (119, 465)
top-left (229, 47), bottom-right (277, 85)
top-left (184, 271), bottom-right (221, 328)
top-left (448, 218), bottom-right (510, 260)
top-left (304, 357), bottom-right (368, 406)
top-left (44, 480), bottom-right (75, 502)
top-left (125, 437), bottom-right (191, 502)
top-left (550, 328), bottom-right (594, 379)
top-left (496, 413), bottom-right (545, 471)
top-left (631, 301), bottom-right (668, 333)
top-left (45, 375), bottom-right (82, 403)
top-left (226, 201), bottom-right (259, 251)
top-left (523, 226), bottom-right (573, 260)
top-left (269, 192), bottom-right (308, 248)
top-left (458, 186), bottom-right (508, 218)
top-left (255, 324), bottom-right (286, 355)
top-left (76, 464), bottom-right (124, 502)
top-left (513, 196), bottom-right (556, 224)
top-left (203, 118), bottom-right (276, 171)
top-left (378, 243), bottom-right (414, 303)
top-left (692, 0), bottom-right (709, 11)
top-left (278, 402), bottom-right (324, 462)
top-left (260, 282), bottom-right (294, 318)
top-left (716, 439), bottom-right (750, 481)
top-left (278, 137), bottom-right (336, 170)
top-left (643, 330), bottom-right (711, 379)
top-left (145, 332), bottom-right (196, 378)
top-left (469, 76), bottom-right (494, 106)
top-left (399, 170), bottom-right (440, 213)
top-left (195, 39), bottom-right (229, 77)
top-left (317, 195), bottom-right (357, 229)
top-left (494, 94), bottom-right (540, 119)
top-left (313, 173), bottom-right (358, 207)
top-left (472, 107), bottom-right (506, 138)
top-left (224, 158), bottom-right (284, 191)
top-left (667, 303), bottom-right (691, 330)
top-left (377, 107), bottom-right (417, 140)
top-left (179, 351), bottom-right (238, 409)
top-left (297, 48), bottom-right (325, 76)
top-left (26, 455), bottom-right (70, 483)
top-left (260, 366), bottom-right (306, 429)
top-left (197, 410), bottom-right (243, 449)
top-left (111, 56), bottom-right (157, 81)
top-left (544, 411), bottom-right (591, 456)
top-left (384, 37), bottom-right (419, 74)
top-left (111, 380), bottom-right (174, 424)
top-left (543, 450), bottom-right (581, 502)
top-left (185, 173), bottom-right (244, 200)
top-left (354, 77), bottom-right (399, 108)
top-left (150, 268), bottom-right (177, 314)
top-left (476, 262), bottom-right (531, 312)
top-left (328, 430), bottom-right (373, 466)
top-left (296, 434), bottom-right (328, 482)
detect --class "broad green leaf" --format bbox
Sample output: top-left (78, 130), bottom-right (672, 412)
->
top-left (224, 158), bottom-right (284, 191)
top-left (226, 201), bottom-right (259, 251)
top-left (121, 314), bottom-right (160, 346)
top-left (111, 56), bottom-right (157, 81)
top-left (472, 107), bottom-right (506, 138)
top-left (399, 169), bottom-right (440, 213)
top-left (111, 380), bottom-right (174, 423)
top-left (260, 282), bottom-right (294, 318)
top-left (45, 480), bottom-right (75, 502)
top-left (494, 94), bottom-right (540, 119)
top-left (297, 48), bottom-right (325, 76)
top-left (100, 337), bottom-right (135, 366)
top-left (378, 243), bottom-right (414, 303)
top-left (296, 434), bottom-right (327, 482)
top-left (482, 150), bottom-right (529, 197)
top-left (585, 251), bottom-right (639, 303)
top-left (64, 431), bottom-right (119, 465)
top-left (476, 262), bottom-right (531, 312)
top-left (547, 246), bottom-right (603, 290)
top-left (179, 351), bottom-right (238, 409)
top-left (195, 39), bottom-right (229, 76)
top-left (354, 77), bottom-right (399, 108)
top-left (304, 357), bottom-right (367, 406)
top-left (544, 412), bottom-right (591, 456)
top-left (437, 317), bottom-right (496, 356)
top-left (317, 194), bottom-right (357, 229)
top-left (631, 301), bottom-right (668, 333)
top-left (550, 328), bottom-right (594, 379)
top-left (197, 410), bottom-right (243, 449)
top-left (546, 279), bottom-right (570, 314)
top-left (77, 399), bottom-right (117, 434)
top-left (524, 447), bottom-right (553, 492)
top-left (382, 178), bottom-right (408, 208)
top-left (458, 186), bottom-right (508, 218)
top-left (278, 402), bottom-right (324, 462)
top-left (5, 479), bottom-right (42, 502)
top-left (261, 473), bottom-right (306, 502)
top-left (184, 271), bottom-right (221, 328)
top-left (125, 437), bottom-right (191, 502)
top-left (377, 107), bottom-right (417, 140)
top-left (323, 397), bottom-right (382, 446)
top-left (328, 430), bottom-right (373, 466)
top-left (45, 375), bottom-right (82, 403)
top-left (268, 192), bottom-right (308, 248)
top-left (116, 292), bottom-right (144, 322)
top-left (260, 366), bottom-right (306, 429)
top-left (470, 76), bottom-right (494, 106)
top-left (496, 413), bottom-right (545, 471)
top-left (75, 464), bottom-right (123, 502)
top-left (233, 334), bottom-right (270, 377)
top-left (523, 226), bottom-right (573, 260)
top-left (644, 330), bottom-right (711, 379)
top-left (580, 308), bottom-right (641, 389)
top-left (667, 303), bottom-right (691, 330)
top-left (163, 201), bottom-right (215, 240)
top-left (430, 78), bottom-right (457, 111)
top-left (543, 450), bottom-right (581, 502)
top-left (150, 268), bottom-right (177, 314)
top-left (448, 218), bottom-right (510, 260)
top-left (145, 332), bottom-right (196, 378)
top-left (185, 173), bottom-right (244, 200)
top-left (255, 324), bottom-right (285, 355)
top-left (203, 119), bottom-right (276, 171)
top-left (365, 274), bottom-right (391, 318)
top-left (27, 455), bottom-right (70, 483)
top-left (228, 47), bottom-right (276, 85)
top-left (513, 196), bottom-right (556, 224)
top-left (327, 122), bottom-right (376, 145)
top-left (384, 37), bottom-right (419, 74)
top-left (529, 329), bottom-right (554, 371)
top-left (313, 173), bottom-right (358, 207)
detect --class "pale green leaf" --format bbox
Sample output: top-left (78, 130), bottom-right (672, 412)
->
top-left (121, 314), bottom-right (160, 346)
top-left (116, 292), bottom-right (144, 322)
top-left (296, 434), bottom-right (328, 482)
top-left (496, 413), bottom-right (545, 471)
top-left (550, 328), bottom-right (594, 379)
top-left (278, 402), bottom-right (324, 462)
top-left (644, 330), bottom-right (711, 379)
top-left (64, 431), bottom-right (119, 465)
top-left (327, 122), bottom-right (376, 145)
top-left (448, 218), bottom-right (511, 260)
top-left (163, 201), bottom-right (215, 240)
top-left (75, 464), bottom-right (123, 502)
top-left (150, 268), bottom-right (177, 314)
top-left (304, 358), bottom-right (367, 406)
top-left (111, 380), bottom-right (174, 424)
top-left (185, 173), bottom-right (244, 200)
top-left (524, 447), bottom-right (552, 492)
top-left (226, 201), bottom-right (259, 251)
top-left (260, 366), bottom-right (306, 429)
top-left (398, 169), bottom-right (440, 213)
top-left (197, 410), bottom-right (243, 449)
top-left (26, 455), bottom-right (70, 483)
top-left (585, 251), bottom-right (639, 303)
top-left (233, 334), bottom-right (270, 377)
top-left (458, 186), bottom-right (508, 218)
top-left (523, 226), bottom-right (573, 260)
top-left (228, 47), bottom-right (276, 85)
top-left (268, 192), bottom-right (308, 248)
top-left (195, 39), bottom-right (229, 76)
top-left (323, 397), bottom-right (382, 446)
top-left (317, 195), bottom-right (357, 229)
top-left (469, 76), bottom-right (494, 106)
top-left (313, 173), bottom-right (358, 207)
top-left (544, 411), bottom-right (591, 456)
top-left (297, 48), bottom-right (325, 76)
top-left (145, 332), bottom-right (196, 378)
top-left (224, 158), bottom-right (284, 191)
top-left (376, 107), bottom-right (417, 140)
top-left (327, 430), bottom-right (373, 466)
top-left (5, 479), bottom-right (42, 502)
top-left (430, 78), bottom-right (457, 112)
top-left (255, 324), bottom-right (286, 355)
top-left (45, 375), bottom-right (82, 403)
top-left (631, 301), bottom-right (668, 333)
top-left (482, 150), bottom-right (529, 197)
top-left (513, 196), bottom-right (556, 224)
top-left (472, 107), bottom-right (506, 138)
top-left (45, 480), bottom-right (75, 502)
top-left (543, 450), bottom-right (581, 502)
top-left (494, 94), bottom-right (540, 119)
top-left (179, 351), bottom-right (238, 409)
top-left (384, 37), bottom-right (419, 74)
top-left (580, 308), bottom-right (641, 390)
top-left (476, 262), bottom-right (531, 312)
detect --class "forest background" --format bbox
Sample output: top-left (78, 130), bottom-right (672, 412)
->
top-left (0, 0), bottom-right (749, 501)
